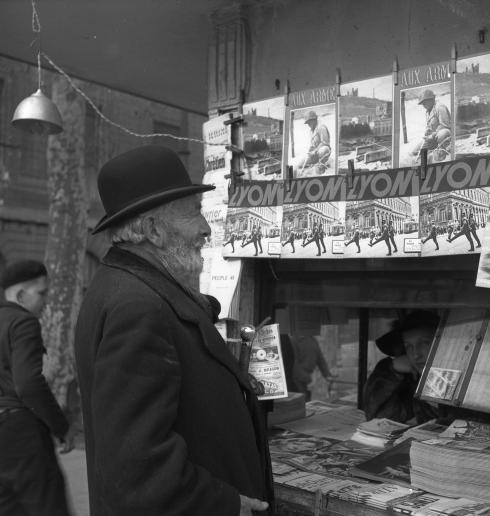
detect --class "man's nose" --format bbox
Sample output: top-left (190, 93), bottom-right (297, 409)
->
top-left (200, 214), bottom-right (211, 237)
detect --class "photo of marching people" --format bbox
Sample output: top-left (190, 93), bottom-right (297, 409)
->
top-left (420, 187), bottom-right (489, 257)
top-left (397, 65), bottom-right (452, 167)
top-left (280, 202), bottom-right (345, 258)
top-left (338, 75), bottom-right (393, 174)
top-left (222, 205), bottom-right (283, 258)
top-left (242, 97), bottom-right (285, 181)
top-left (344, 197), bottom-right (420, 258)
top-left (455, 53), bottom-right (490, 158)
top-left (287, 101), bottom-right (337, 178)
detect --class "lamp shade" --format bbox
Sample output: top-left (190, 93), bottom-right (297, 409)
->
top-left (11, 88), bottom-right (63, 135)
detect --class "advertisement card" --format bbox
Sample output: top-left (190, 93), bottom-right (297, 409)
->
top-left (248, 323), bottom-right (288, 400)
top-left (338, 75), bottom-right (393, 174)
top-left (394, 62), bottom-right (452, 168)
top-left (242, 97), bottom-right (285, 180)
top-left (285, 86), bottom-right (338, 178)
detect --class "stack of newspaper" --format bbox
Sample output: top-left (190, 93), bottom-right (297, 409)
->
top-left (393, 420), bottom-right (449, 445)
top-left (329, 482), bottom-right (418, 510)
top-left (390, 492), bottom-right (490, 515)
top-left (410, 438), bottom-right (490, 502)
top-left (350, 418), bottom-right (410, 448)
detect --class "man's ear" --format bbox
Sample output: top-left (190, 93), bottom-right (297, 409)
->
top-left (16, 288), bottom-right (25, 306)
top-left (143, 216), bottom-right (167, 248)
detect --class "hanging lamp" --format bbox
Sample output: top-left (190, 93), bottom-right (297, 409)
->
top-left (11, 2), bottom-right (63, 135)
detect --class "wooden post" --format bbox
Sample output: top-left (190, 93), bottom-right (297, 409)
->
top-left (42, 75), bottom-right (88, 419)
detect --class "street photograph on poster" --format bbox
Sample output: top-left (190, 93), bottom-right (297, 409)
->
top-left (476, 224), bottom-right (490, 288)
top-left (280, 202), bottom-right (345, 258)
top-left (455, 52), bottom-right (490, 158)
top-left (242, 96), bottom-right (285, 181)
top-left (418, 155), bottom-right (490, 257)
top-left (338, 75), bottom-right (393, 174)
top-left (285, 86), bottom-right (338, 178)
top-left (222, 205), bottom-right (283, 258)
top-left (395, 62), bottom-right (452, 168)
top-left (344, 196), bottom-right (419, 258)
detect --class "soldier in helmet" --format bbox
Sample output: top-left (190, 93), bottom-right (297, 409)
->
top-left (414, 89), bottom-right (451, 161)
top-left (422, 222), bottom-right (439, 251)
top-left (344, 225), bottom-right (361, 253)
top-left (296, 110), bottom-right (331, 176)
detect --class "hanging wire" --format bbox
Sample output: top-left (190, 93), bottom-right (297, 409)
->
top-left (31, 0), bottom-right (226, 147)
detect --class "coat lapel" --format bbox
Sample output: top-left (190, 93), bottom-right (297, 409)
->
top-left (102, 247), bottom-right (252, 393)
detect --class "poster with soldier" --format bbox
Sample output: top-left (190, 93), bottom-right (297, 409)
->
top-left (419, 156), bottom-right (490, 257)
top-left (394, 61), bottom-right (453, 168)
top-left (338, 75), bottom-right (393, 174)
top-left (284, 86), bottom-right (338, 178)
top-left (241, 97), bottom-right (285, 181)
top-left (280, 202), bottom-right (345, 259)
top-left (223, 181), bottom-right (283, 258)
top-left (455, 52), bottom-right (490, 158)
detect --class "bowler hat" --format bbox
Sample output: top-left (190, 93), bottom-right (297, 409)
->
top-left (92, 145), bottom-right (214, 234)
top-left (418, 89), bottom-right (436, 104)
top-left (304, 110), bottom-right (318, 123)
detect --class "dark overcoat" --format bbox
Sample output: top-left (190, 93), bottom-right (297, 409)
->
top-left (74, 247), bottom-right (273, 516)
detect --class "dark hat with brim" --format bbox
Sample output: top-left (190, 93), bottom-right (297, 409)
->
top-left (375, 310), bottom-right (440, 356)
top-left (375, 328), bottom-right (405, 357)
top-left (92, 145), bottom-right (214, 234)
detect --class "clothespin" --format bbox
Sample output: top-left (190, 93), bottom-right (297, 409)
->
top-left (336, 68), bottom-right (341, 97)
top-left (420, 148), bottom-right (428, 181)
top-left (225, 143), bottom-right (245, 156)
top-left (286, 165), bottom-right (293, 192)
top-left (223, 112), bottom-right (244, 126)
top-left (347, 159), bottom-right (355, 188)
top-left (451, 43), bottom-right (457, 74)
top-left (284, 79), bottom-right (291, 107)
top-left (224, 169), bottom-right (245, 193)
top-left (393, 56), bottom-right (399, 86)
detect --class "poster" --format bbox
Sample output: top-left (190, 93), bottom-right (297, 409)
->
top-left (281, 201), bottom-right (345, 258)
top-left (223, 193), bottom-right (283, 258)
top-left (338, 75), bottom-right (393, 174)
top-left (455, 52), bottom-right (490, 158)
top-left (248, 323), bottom-right (288, 400)
top-left (344, 168), bottom-right (420, 258)
top-left (285, 86), bottom-right (338, 178)
top-left (242, 97), bottom-right (285, 181)
top-left (394, 61), bottom-right (452, 168)
top-left (202, 114), bottom-right (231, 205)
top-left (419, 156), bottom-right (490, 257)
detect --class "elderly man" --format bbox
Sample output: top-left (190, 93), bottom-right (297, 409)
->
top-left (75, 146), bottom-right (273, 516)
top-left (0, 260), bottom-right (74, 516)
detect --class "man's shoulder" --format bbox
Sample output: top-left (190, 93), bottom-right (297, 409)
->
top-left (0, 301), bottom-right (35, 323)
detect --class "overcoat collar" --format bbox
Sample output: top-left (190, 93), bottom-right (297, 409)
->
top-left (102, 246), bottom-right (252, 393)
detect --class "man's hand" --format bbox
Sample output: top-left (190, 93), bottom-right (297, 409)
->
top-left (392, 355), bottom-right (417, 379)
top-left (239, 494), bottom-right (268, 515)
top-left (59, 423), bottom-right (77, 454)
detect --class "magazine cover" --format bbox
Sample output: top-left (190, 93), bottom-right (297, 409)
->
top-left (338, 75), bottom-right (393, 174)
top-left (223, 181), bottom-right (283, 258)
top-left (349, 438), bottom-right (413, 487)
top-left (242, 96), bottom-right (285, 180)
top-left (394, 61), bottom-right (452, 168)
top-left (285, 86), bottom-right (338, 178)
top-left (343, 167), bottom-right (420, 258)
top-left (419, 155), bottom-right (490, 257)
top-left (248, 323), bottom-right (288, 400)
top-left (455, 52), bottom-right (490, 158)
